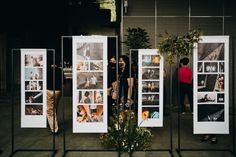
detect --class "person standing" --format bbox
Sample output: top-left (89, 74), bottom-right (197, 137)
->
top-left (178, 57), bottom-right (193, 114)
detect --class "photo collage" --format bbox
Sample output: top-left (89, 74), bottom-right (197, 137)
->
top-left (76, 43), bottom-right (104, 123)
top-left (141, 55), bottom-right (160, 120)
top-left (24, 54), bottom-right (44, 116)
top-left (197, 43), bottom-right (225, 122)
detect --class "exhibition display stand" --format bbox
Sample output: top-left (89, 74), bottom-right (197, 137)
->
top-left (10, 49), bottom-right (57, 157)
top-left (176, 37), bottom-right (236, 157)
top-left (130, 49), bottom-right (174, 157)
top-left (61, 36), bottom-right (119, 157)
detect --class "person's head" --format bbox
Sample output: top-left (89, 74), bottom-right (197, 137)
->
top-left (84, 91), bottom-right (90, 97)
top-left (181, 57), bottom-right (189, 66)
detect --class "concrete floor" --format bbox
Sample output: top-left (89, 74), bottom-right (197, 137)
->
top-left (0, 95), bottom-right (235, 157)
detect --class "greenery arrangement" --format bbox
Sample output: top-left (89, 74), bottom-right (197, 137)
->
top-left (124, 27), bottom-right (151, 50)
top-left (123, 27), bottom-right (151, 77)
top-left (100, 107), bottom-right (153, 157)
top-left (158, 29), bottom-right (202, 64)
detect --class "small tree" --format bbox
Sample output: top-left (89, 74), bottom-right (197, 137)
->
top-left (158, 29), bottom-right (202, 64)
top-left (124, 27), bottom-right (151, 50)
top-left (124, 27), bottom-right (151, 78)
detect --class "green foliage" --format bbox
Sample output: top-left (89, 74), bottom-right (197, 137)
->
top-left (124, 27), bottom-right (151, 50)
top-left (158, 29), bottom-right (202, 64)
top-left (100, 107), bottom-right (153, 156)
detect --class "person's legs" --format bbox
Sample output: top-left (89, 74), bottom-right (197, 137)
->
top-left (46, 90), bottom-right (61, 133)
top-left (179, 83), bottom-right (186, 113)
top-left (186, 84), bottom-right (193, 112)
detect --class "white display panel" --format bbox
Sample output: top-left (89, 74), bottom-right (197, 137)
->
top-left (193, 36), bottom-right (229, 134)
top-left (21, 49), bottom-right (47, 128)
top-left (72, 36), bottom-right (107, 133)
top-left (138, 49), bottom-right (164, 127)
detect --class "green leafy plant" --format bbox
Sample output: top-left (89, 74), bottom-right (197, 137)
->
top-left (100, 107), bottom-right (153, 157)
top-left (158, 29), bottom-right (202, 64)
top-left (124, 27), bottom-right (151, 78)
top-left (124, 27), bottom-right (151, 50)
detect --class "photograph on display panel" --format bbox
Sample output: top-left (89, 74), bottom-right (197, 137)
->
top-left (142, 68), bottom-right (160, 80)
top-left (77, 72), bottom-right (103, 89)
top-left (142, 55), bottom-right (160, 66)
top-left (77, 61), bottom-right (89, 71)
top-left (197, 104), bottom-right (224, 122)
top-left (197, 92), bottom-right (216, 103)
top-left (90, 61), bottom-right (103, 71)
top-left (198, 62), bottom-right (203, 73)
top-left (25, 105), bottom-right (43, 115)
top-left (142, 94), bottom-right (159, 105)
top-left (78, 91), bottom-right (93, 104)
top-left (142, 81), bottom-right (159, 93)
top-left (77, 105), bottom-right (103, 123)
top-left (204, 62), bottom-right (218, 73)
top-left (197, 74), bottom-right (224, 92)
top-left (76, 43), bottom-right (103, 61)
top-left (25, 54), bottom-right (43, 67)
top-left (73, 36), bottom-right (107, 133)
top-left (25, 68), bottom-right (43, 80)
top-left (198, 43), bottom-right (224, 61)
top-left (25, 92), bottom-right (43, 103)
top-left (142, 107), bottom-right (160, 119)
top-left (219, 62), bottom-right (224, 72)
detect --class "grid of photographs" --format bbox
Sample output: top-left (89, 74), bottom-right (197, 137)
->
top-left (197, 43), bottom-right (226, 122)
top-left (21, 49), bottom-right (47, 128)
top-left (75, 42), bottom-right (104, 123)
top-left (141, 54), bottom-right (161, 121)
top-left (24, 54), bottom-right (44, 116)
top-left (193, 36), bottom-right (229, 134)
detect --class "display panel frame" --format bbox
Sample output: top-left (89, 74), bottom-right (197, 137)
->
top-left (193, 36), bottom-right (229, 134)
top-left (138, 49), bottom-right (164, 127)
top-left (72, 36), bottom-right (108, 133)
top-left (21, 49), bottom-right (47, 128)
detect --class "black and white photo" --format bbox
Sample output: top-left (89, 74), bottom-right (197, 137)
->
top-left (204, 62), bottom-right (218, 73)
top-left (197, 104), bottom-right (224, 122)
top-left (197, 93), bottom-right (216, 103)
top-left (198, 43), bottom-right (224, 61)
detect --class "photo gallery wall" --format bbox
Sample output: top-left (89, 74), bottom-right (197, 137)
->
top-left (138, 49), bottom-right (164, 127)
top-left (72, 36), bottom-right (107, 133)
top-left (21, 49), bottom-right (47, 128)
top-left (193, 36), bottom-right (229, 134)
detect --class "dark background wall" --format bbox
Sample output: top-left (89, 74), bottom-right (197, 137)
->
top-left (0, 0), bottom-right (119, 94)
top-left (121, 0), bottom-right (236, 108)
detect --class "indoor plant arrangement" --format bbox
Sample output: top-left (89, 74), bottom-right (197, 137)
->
top-left (158, 29), bottom-right (202, 64)
top-left (100, 107), bottom-right (153, 157)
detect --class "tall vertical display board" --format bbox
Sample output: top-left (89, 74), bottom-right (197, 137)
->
top-left (138, 49), bottom-right (164, 127)
top-left (21, 49), bottom-right (47, 128)
top-left (193, 36), bottom-right (229, 134)
top-left (72, 36), bottom-right (107, 133)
